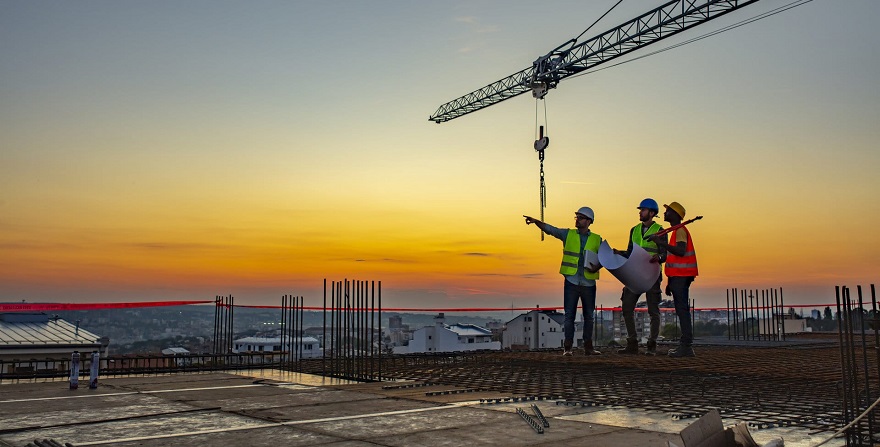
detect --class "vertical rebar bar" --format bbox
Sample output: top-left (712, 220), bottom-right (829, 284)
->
top-left (734, 288), bottom-right (740, 340)
top-left (872, 284), bottom-right (880, 441)
top-left (212, 296), bottom-right (218, 354)
top-left (761, 290), bottom-right (767, 341)
top-left (334, 280), bottom-right (339, 377)
top-left (330, 281), bottom-right (336, 377)
top-left (323, 280), bottom-right (327, 376)
top-left (835, 286), bottom-right (851, 445)
top-left (844, 287), bottom-right (860, 444)
top-left (779, 288), bottom-right (786, 341)
top-left (378, 280), bottom-right (382, 382)
top-left (856, 286), bottom-right (874, 440)
top-left (770, 288), bottom-right (777, 341)
top-left (281, 295), bottom-right (287, 366)
top-left (726, 289), bottom-right (731, 340)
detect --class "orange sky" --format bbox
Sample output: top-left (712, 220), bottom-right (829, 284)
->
top-left (2, 1), bottom-right (879, 311)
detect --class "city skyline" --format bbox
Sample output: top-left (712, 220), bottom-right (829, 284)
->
top-left (2, 1), bottom-right (878, 311)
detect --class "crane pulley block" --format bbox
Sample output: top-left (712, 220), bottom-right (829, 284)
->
top-left (534, 126), bottom-right (549, 154)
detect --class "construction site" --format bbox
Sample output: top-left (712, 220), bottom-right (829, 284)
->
top-left (1, 282), bottom-right (878, 447)
top-left (2, 0), bottom-right (879, 446)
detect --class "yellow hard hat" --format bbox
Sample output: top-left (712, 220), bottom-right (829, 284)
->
top-left (664, 202), bottom-right (686, 219)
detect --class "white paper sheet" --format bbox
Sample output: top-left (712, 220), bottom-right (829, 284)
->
top-left (584, 250), bottom-right (600, 270)
top-left (597, 241), bottom-right (660, 294)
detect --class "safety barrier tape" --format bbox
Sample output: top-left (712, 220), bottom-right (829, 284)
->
top-left (0, 300), bottom-right (841, 313)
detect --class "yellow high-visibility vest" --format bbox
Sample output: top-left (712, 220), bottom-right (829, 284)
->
top-left (631, 222), bottom-right (662, 254)
top-left (560, 229), bottom-right (601, 280)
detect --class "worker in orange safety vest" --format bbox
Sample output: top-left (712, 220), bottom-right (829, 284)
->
top-left (648, 201), bottom-right (698, 358)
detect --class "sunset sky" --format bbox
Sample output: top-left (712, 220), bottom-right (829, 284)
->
top-left (2, 0), bottom-right (878, 312)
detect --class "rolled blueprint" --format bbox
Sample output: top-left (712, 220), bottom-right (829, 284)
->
top-left (597, 241), bottom-right (661, 294)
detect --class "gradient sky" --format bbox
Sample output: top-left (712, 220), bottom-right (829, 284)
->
top-left (2, 0), bottom-right (878, 312)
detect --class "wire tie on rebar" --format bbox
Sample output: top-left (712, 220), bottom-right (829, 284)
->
top-left (517, 407), bottom-right (544, 434)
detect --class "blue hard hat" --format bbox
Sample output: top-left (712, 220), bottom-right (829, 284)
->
top-left (638, 198), bottom-right (659, 212)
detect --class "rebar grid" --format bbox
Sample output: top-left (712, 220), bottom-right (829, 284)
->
top-left (296, 343), bottom-right (878, 434)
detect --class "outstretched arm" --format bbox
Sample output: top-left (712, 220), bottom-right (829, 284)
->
top-left (523, 215), bottom-right (549, 233)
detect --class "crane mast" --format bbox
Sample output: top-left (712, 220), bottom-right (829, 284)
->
top-left (429, 0), bottom-right (761, 123)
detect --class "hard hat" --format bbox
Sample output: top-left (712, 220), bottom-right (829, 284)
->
top-left (637, 198), bottom-right (659, 212)
top-left (664, 202), bottom-right (686, 219)
top-left (576, 206), bottom-right (594, 222)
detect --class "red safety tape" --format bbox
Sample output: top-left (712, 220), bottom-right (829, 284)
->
top-left (0, 301), bottom-right (841, 313)
top-left (0, 301), bottom-right (213, 313)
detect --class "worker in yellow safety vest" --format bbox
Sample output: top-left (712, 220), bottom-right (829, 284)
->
top-left (524, 206), bottom-right (604, 356)
top-left (648, 201), bottom-right (698, 358)
top-left (613, 198), bottom-right (666, 356)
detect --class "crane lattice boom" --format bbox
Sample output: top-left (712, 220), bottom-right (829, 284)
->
top-left (429, 0), bottom-right (760, 123)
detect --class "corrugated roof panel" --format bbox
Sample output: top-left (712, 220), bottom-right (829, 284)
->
top-left (0, 317), bottom-right (101, 346)
top-left (447, 324), bottom-right (492, 336)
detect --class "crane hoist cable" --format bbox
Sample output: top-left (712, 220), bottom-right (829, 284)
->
top-left (533, 98), bottom-right (549, 241)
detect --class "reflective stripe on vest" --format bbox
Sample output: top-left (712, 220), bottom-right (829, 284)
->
top-left (631, 222), bottom-right (662, 254)
top-left (560, 229), bottom-right (601, 280)
top-left (665, 226), bottom-right (698, 277)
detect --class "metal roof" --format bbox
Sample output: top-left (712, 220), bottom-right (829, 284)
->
top-left (234, 336), bottom-right (319, 345)
top-left (446, 324), bottom-right (492, 337)
top-left (161, 347), bottom-right (191, 355)
top-left (0, 313), bottom-right (102, 347)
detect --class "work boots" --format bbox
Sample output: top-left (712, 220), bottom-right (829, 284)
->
top-left (668, 345), bottom-right (696, 358)
top-left (617, 339), bottom-right (639, 355)
top-left (563, 339), bottom-right (573, 356)
top-left (644, 339), bottom-right (657, 356)
top-left (584, 340), bottom-right (601, 356)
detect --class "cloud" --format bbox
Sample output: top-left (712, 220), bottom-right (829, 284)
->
top-left (333, 257), bottom-right (414, 264)
top-left (126, 242), bottom-right (228, 251)
top-left (463, 252), bottom-right (490, 257)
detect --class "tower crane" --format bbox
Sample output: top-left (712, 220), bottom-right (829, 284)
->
top-left (428, 0), bottom-right (762, 124)
top-left (427, 0), bottom-right (764, 239)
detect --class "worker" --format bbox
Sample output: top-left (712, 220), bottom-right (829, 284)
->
top-left (613, 198), bottom-right (665, 355)
top-left (648, 202), bottom-right (698, 358)
top-left (524, 206), bottom-right (603, 356)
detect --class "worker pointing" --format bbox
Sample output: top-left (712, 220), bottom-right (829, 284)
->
top-left (524, 206), bottom-right (604, 356)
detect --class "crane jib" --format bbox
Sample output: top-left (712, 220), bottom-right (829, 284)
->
top-left (429, 0), bottom-right (761, 124)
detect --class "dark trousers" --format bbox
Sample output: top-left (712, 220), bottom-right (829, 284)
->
top-left (620, 276), bottom-right (662, 343)
top-left (563, 280), bottom-right (597, 343)
top-left (668, 276), bottom-right (695, 346)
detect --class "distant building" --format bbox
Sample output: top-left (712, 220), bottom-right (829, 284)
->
top-left (232, 336), bottom-right (322, 359)
top-left (161, 347), bottom-right (191, 356)
top-left (613, 301), bottom-right (677, 342)
top-left (502, 310), bottom-right (565, 350)
top-left (760, 315), bottom-right (810, 335)
top-left (388, 315), bottom-right (404, 329)
top-left (0, 312), bottom-right (109, 375)
top-left (161, 347), bottom-right (192, 366)
top-left (385, 315), bottom-right (412, 348)
top-left (393, 313), bottom-right (500, 354)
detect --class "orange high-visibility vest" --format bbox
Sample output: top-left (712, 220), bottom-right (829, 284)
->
top-left (665, 227), bottom-right (698, 277)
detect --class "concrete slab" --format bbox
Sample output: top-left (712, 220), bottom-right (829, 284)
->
top-left (0, 371), bottom-right (847, 447)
